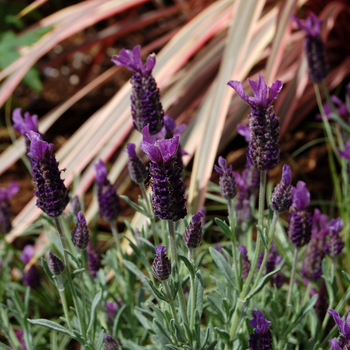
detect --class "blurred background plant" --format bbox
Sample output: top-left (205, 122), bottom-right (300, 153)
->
top-left (1, 0), bottom-right (350, 348)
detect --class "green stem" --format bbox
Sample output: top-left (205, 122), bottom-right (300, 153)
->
top-left (54, 218), bottom-right (85, 336)
top-left (253, 211), bottom-right (279, 289)
top-left (227, 199), bottom-right (241, 292)
top-left (286, 247), bottom-right (298, 306)
top-left (162, 279), bottom-right (179, 324)
top-left (56, 275), bottom-right (73, 331)
top-left (167, 220), bottom-right (189, 325)
top-left (78, 253), bottom-right (87, 333)
top-left (188, 249), bottom-right (196, 330)
top-left (110, 221), bottom-right (123, 262)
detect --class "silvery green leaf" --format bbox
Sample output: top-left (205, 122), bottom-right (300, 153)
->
top-left (170, 264), bottom-right (179, 299)
top-left (0, 343), bottom-right (12, 350)
top-left (87, 288), bottom-right (102, 333)
top-left (178, 254), bottom-right (195, 277)
top-left (124, 236), bottom-right (151, 271)
top-left (135, 237), bottom-right (155, 250)
top-left (214, 327), bottom-right (230, 342)
top-left (153, 319), bottom-right (173, 348)
top-left (256, 225), bottom-right (268, 250)
top-left (64, 249), bottom-right (79, 267)
top-left (120, 195), bottom-right (151, 218)
top-left (147, 279), bottom-right (167, 302)
top-left (166, 346), bottom-right (183, 350)
top-left (182, 321), bottom-right (193, 343)
top-left (147, 301), bottom-right (166, 322)
top-left (204, 340), bottom-right (218, 350)
top-left (113, 304), bottom-right (127, 337)
top-left (41, 258), bottom-right (55, 284)
top-left (171, 319), bottom-right (187, 343)
top-left (342, 270), bottom-right (350, 284)
top-left (200, 327), bottom-right (210, 350)
top-left (71, 268), bottom-right (85, 280)
top-left (209, 247), bottom-right (236, 288)
top-left (27, 319), bottom-right (73, 337)
top-left (214, 218), bottom-right (234, 241)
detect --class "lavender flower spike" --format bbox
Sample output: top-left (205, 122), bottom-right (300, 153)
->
top-left (183, 211), bottom-right (204, 250)
top-left (328, 309), bottom-right (350, 349)
top-left (249, 310), bottom-right (272, 350)
top-left (27, 131), bottom-right (69, 218)
top-left (140, 125), bottom-right (186, 221)
top-left (152, 245), bottom-right (171, 281)
top-left (287, 181), bottom-right (312, 247)
top-left (126, 143), bottom-right (148, 184)
top-left (271, 164), bottom-right (292, 213)
top-left (293, 13), bottom-right (328, 83)
top-left (12, 108), bottom-right (39, 135)
top-left (0, 182), bottom-right (19, 234)
top-left (214, 156), bottom-right (237, 200)
top-left (47, 250), bottom-right (65, 275)
top-left (325, 217), bottom-right (344, 258)
top-left (94, 160), bottom-right (121, 222)
top-left (112, 45), bottom-right (164, 135)
top-left (87, 243), bottom-right (102, 278)
top-left (71, 212), bottom-right (90, 250)
top-left (104, 333), bottom-right (119, 350)
top-left (228, 74), bottom-right (282, 170)
top-left (21, 245), bottom-right (41, 289)
top-left (238, 245), bottom-right (251, 280)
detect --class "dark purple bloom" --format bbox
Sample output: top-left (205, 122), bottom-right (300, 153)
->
top-left (214, 156), bottom-right (237, 200)
top-left (27, 131), bottom-right (69, 218)
top-left (228, 74), bottom-right (282, 171)
top-left (328, 309), bottom-right (350, 350)
top-left (104, 333), bottom-right (119, 350)
top-left (301, 209), bottom-right (328, 281)
top-left (183, 211), bottom-right (204, 250)
top-left (238, 245), bottom-right (250, 280)
top-left (71, 212), bottom-right (90, 250)
top-left (94, 160), bottom-right (121, 222)
top-left (249, 310), bottom-right (272, 350)
top-left (293, 13), bottom-right (328, 82)
top-left (291, 181), bottom-right (310, 211)
top-left (140, 126), bottom-right (186, 221)
top-left (70, 195), bottom-right (81, 215)
top-left (0, 182), bottom-right (19, 234)
top-left (126, 143), bottom-right (148, 184)
top-left (112, 45), bottom-right (163, 135)
top-left (325, 217), bottom-right (344, 258)
top-left (47, 250), bottom-right (65, 275)
top-left (237, 124), bottom-right (250, 142)
top-left (21, 245), bottom-right (41, 289)
top-left (87, 243), bottom-right (102, 278)
top-left (271, 164), bottom-right (292, 212)
top-left (152, 245), bottom-right (171, 281)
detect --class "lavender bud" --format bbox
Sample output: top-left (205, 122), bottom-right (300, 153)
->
top-left (94, 160), bottom-right (121, 222)
top-left (0, 182), bottom-right (19, 234)
top-left (183, 212), bottom-right (204, 250)
top-left (293, 13), bottom-right (328, 83)
top-left (152, 245), bottom-right (171, 281)
top-left (271, 165), bottom-right (292, 212)
top-left (126, 143), bottom-right (148, 184)
top-left (228, 74), bottom-right (282, 171)
top-left (328, 309), bottom-right (350, 349)
top-left (325, 217), bottom-right (344, 258)
top-left (112, 45), bottom-right (164, 135)
top-left (47, 250), bottom-right (65, 275)
top-left (21, 245), bottom-right (41, 289)
top-left (249, 310), bottom-right (272, 350)
top-left (214, 156), bottom-right (237, 200)
top-left (71, 212), bottom-right (90, 250)
top-left (70, 195), bottom-right (81, 215)
top-left (87, 244), bottom-right (102, 278)
top-left (140, 126), bottom-right (186, 221)
top-left (238, 245), bottom-right (250, 280)
top-left (27, 132), bottom-right (69, 218)
top-left (104, 333), bottom-right (119, 350)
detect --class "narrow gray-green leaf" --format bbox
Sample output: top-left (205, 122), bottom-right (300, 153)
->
top-left (87, 289), bottom-right (102, 333)
top-left (27, 319), bottom-right (73, 337)
top-left (209, 247), bottom-right (236, 288)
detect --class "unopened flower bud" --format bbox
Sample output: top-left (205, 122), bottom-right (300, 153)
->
top-left (249, 310), bottom-right (272, 350)
top-left (214, 156), bottom-right (237, 200)
top-left (152, 245), bottom-right (171, 281)
top-left (71, 212), bottom-right (90, 250)
top-left (47, 250), bottom-right (65, 275)
top-left (70, 195), bottom-right (81, 215)
top-left (104, 333), bottom-right (119, 350)
top-left (183, 212), bottom-right (204, 249)
top-left (126, 143), bottom-right (148, 184)
top-left (271, 165), bottom-right (292, 212)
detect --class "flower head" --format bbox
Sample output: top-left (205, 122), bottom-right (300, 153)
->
top-left (152, 245), bottom-right (171, 281)
top-left (47, 250), bottom-right (65, 276)
top-left (293, 12), bottom-right (322, 38)
top-left (249, 310), bottom-right (272, 350)
top-left (291, 181), bottom-right (310, 211)
top-left (325, 217), bottom-right (344, 258)
top-left (104, 333), bottom-right (119, 350)
top-left (126, 143), bottom-right (148, 184)
top-left (12, 108), bottom-right (39, 136)
top-left (27, 131), bottom-right (69, 217)
top-left (183, 211), bottom-right (204, 250)
top-left (271, 164), bottom-right (292, 212)
top-left (21, 245), bottom-right (41, 289)
top-left (214, 156), bottom-right (237, 200)
top-left (328, 309), bottom-right (350, 349)
top-left (0, 182), bottom-right (19, 234)
top-left (71, 212), bottom-right (90, 250)
top-left (94, 160), bottom-right (121, 222)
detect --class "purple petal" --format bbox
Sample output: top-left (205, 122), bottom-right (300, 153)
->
top-left (174, 124), bottom-right (187, 135)
top-left (12, 108), bottom-right (39, 136)
top-left (155, 244), bottom-right (167, 257)
top-left (21, 245), bottom-right (34, 264)
top-left (237, 124), bottom-right (250, 142)
top-left (142, 125), bottom-right (156, 145)
top-left (227, 80), bottom-right (251, 105)
top-left (329, 338), bottom-right (341, 350)
top-left (126, 143), bottom-right (137, 160)
top-left (328, 218), bottom-right (343, 234)
top-left (238, 245), bottom-right (248, 259)
top-left (140, 141), bottom-right (161, 163)
top-left (145, 54), bottom-right (156, 74)
top-left (293, 12), bottom-right (322, 37)
top-left (214, 165), bottom-right (223, 175)
top-left (291, 181), bottom-right (310, 210)
top-left (218, 156), bottom-right (227, 171)
top-left (328, 309), bottom-right (344, 333)
top-left (266, 79), bottom-right (283, 105)
top-left (164, 115), bottom-right (176, 134)
top-left (158, 135), bottom-right (179, 164)
top-left (281, 164), bottom-right (292, 186)
top-left (27, 131), bottom-right (53, 160)
top-left (76, 211), bottom-right (86, 225)
top-left (94, 160), bottom-right (108, 185)
top-left (191, 211), bottom-right (204, 224)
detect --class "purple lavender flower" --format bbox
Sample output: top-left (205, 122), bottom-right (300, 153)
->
top-left (183, 211), bottom-right (204, 250)
top-left (249, 310), bottom-right (272, 350)
top-left (126, 143), bottom-right (148, 184)
top-left (325, 217), bottom-right (344, 258)
top-left (237, 124), bottom-right (250, 142)
top-left (94, 160), bottom-right (121, 222)
top-left (47, 250), bottom-right (65, 276)
top-left (112, 45), bottom-right (164, 135)
top-left (228, 74), bottom-right (282, 171)
top-left (21, 245), bottom-right (41, 289)
top-left (328, 308), bottom-right (350, 349)
top-left (0, 182), bottom-right (19, 234)
top-left (27, 131), bottom-right (69, 218)
top-left (71, 212), bottom-right (90, 250)
top-left (214, 156), bottom-right (237, 200)
top-left (13, 330), bottom-right (27, 350)
top-left (70, 195), bottom-right (81, 215)
top-left (287, 181), bottom-right (312, 247)
top-left (293, 13), bottom-right (328, 83)
top-left (87, 243), bottom-right (102, 278)
top-left (238, 245), bottom-right (251, 280)
top-left (152, 245), bottom-right (171, 281)
top-left (271, 164), bottom-right (292, 213)
top-left (258, 245), bottom-right (285, 287)
top-left (12, 108), bottom-right (40, 156)
top-left (104, 333), bottom-right (119, 350)
top-left (301, 208), bottom-right (328, 281)
top-left (140, 125), bottom-right (186, 221)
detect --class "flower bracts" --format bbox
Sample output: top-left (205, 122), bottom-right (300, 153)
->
top-left (249, 310), bottom-right (272, 350)
top-left (214, 157), bottom-right (237, 200)
top-left (27, 131), bottom-right (69, 217)
top-left (126, 143), bottom-right (148, 184)
top-left (112, 45), bottom-right (164, 135)
top-left (183, 212), bottom-right (204, 250)
top-left (271, 165), bottom-right (292, 212)
top-left (152, 245), bottom-right (171, 281)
